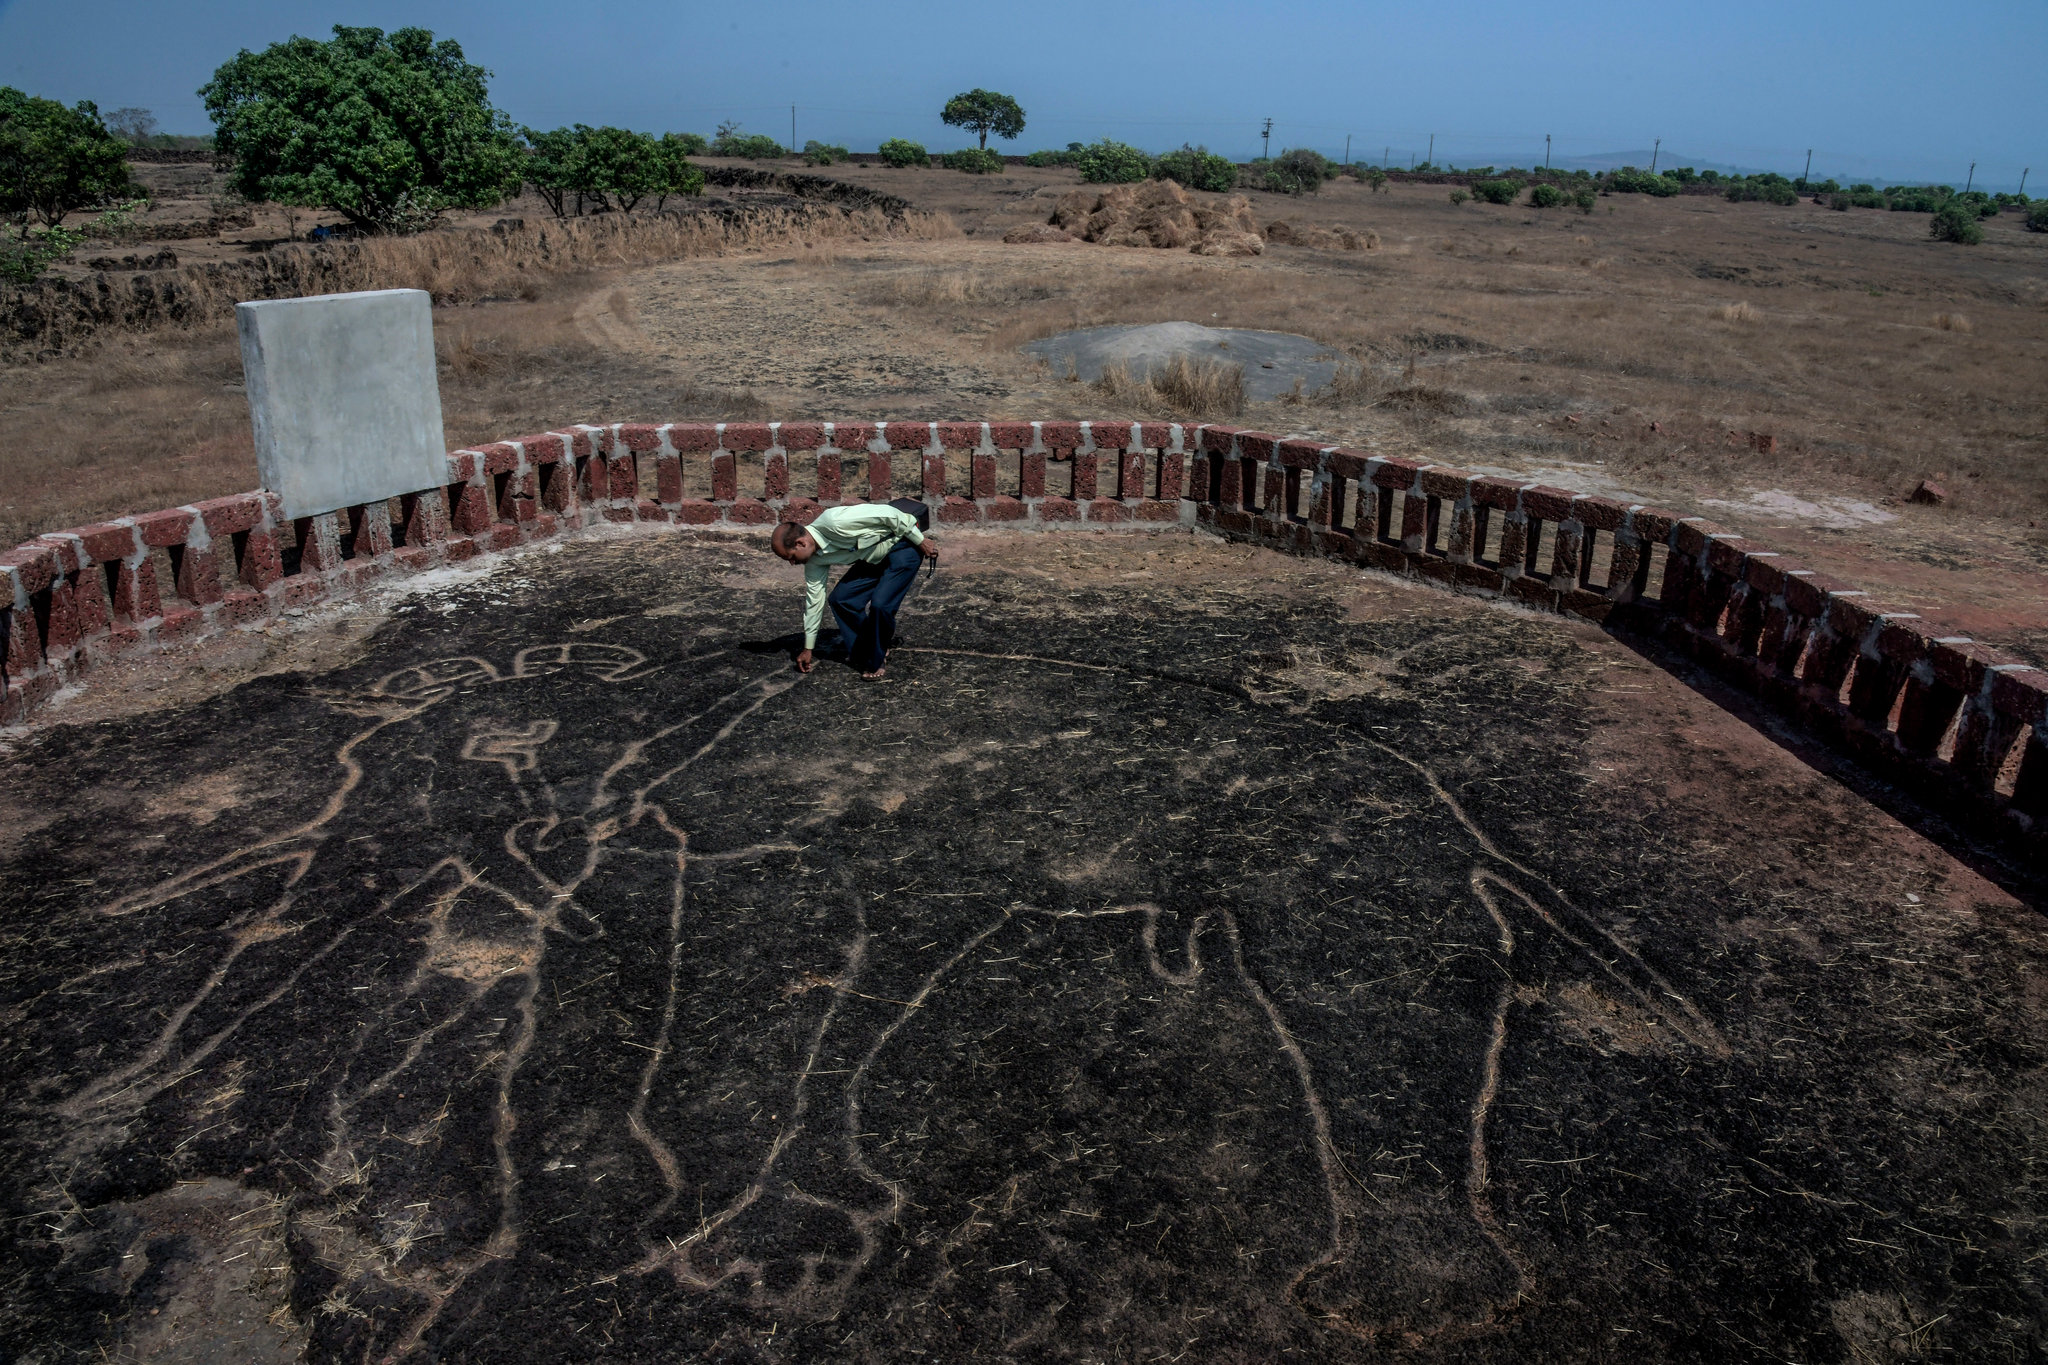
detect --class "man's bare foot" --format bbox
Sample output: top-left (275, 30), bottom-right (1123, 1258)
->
top-left (862, 666), bottom-right (887, 680)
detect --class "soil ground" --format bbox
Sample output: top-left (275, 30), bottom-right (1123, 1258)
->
top-left (1, 528), bottom-right (2043, 1364)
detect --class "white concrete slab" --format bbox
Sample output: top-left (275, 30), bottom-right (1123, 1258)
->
top-left (237, 289), bottom-right (448, 520)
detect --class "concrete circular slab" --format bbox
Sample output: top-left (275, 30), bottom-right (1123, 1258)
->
top-left (1024, 321), bottom-right (1344, 401)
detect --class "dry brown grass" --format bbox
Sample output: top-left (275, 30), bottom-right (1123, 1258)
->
top-left (1933, 312), bottom-right (1973, 333)
top-left (1091, 354), bottom-right (1247, 418)
top-left (1715, 302), bottom-right (1762, 323)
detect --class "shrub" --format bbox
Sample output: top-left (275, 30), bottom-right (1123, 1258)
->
top-left (942, 147), bottom-right (1003, 174)
top-left (666, 132), bottom-right (708, 156)
top-left (1259, 148), bottom-right (1330, 195)
top-left (2028, 201), bottom-right (2048, 233)
top-left (939, 89), bottom-right (1025, 150)
top-left (1929, 204), bottom-right (1983, 244)
top-left (0, 220), bottom-right (83, 283)
top-left (200, 26), bottom-right (523, 234)
top-left (1469, 178), bottom-right (1517, 205)
top-left (523, 125), bottom-right (691, 217)
top-left (1022, 149), bottom-right (1068, 167)
top-left (708, 122), bottom-right (784, 158)
top-left (1527, 182), bottom-right (1566, 209)
top-left (802, 140), bottom-right (849, 166)
top-left (1608, 166), bottom-right (1679, 196)
top-left (1573, 188), bottom-right (1596, 213)
top-left (1725, 175), bottom-right (1799, 206)
top-left (1364, 167), bottom-right (1388, 193)
top-left (1152, 143), bottom-right (1236, 192)
top-left (1075, 138), bottom-right (1151, 184)
top-left (1448, 189), bottom-right (1470, 205)
top-left (0, 86), bottom-right (143, 229)
top-left (878, 138), bottom-right (928, 168)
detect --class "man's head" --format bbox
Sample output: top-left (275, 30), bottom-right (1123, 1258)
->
top-left (772, 521), bottom-right (816, 563)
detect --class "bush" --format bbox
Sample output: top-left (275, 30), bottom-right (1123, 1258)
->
top-left (1528, 182), bottom-right (1566, 208)
top-left (1929, 204), bottom-right (1983, 244)
top-left (0, 220), bottom-right (83, 283)
top-left (1608, 166), bottom-right (1680, 196)
top-left (942, 147), bottom-right (1003, 174)
top-left (1022, 149), bottom-right (1067, 167)
top-left (200, 26), bottom-right (522, 234)
top-left (1364, 167), bottom-right (1388, 193)
top-left (878, 138), bottom-right (928, 168)
top-left (708, 122), bottom-right (784, 159)
top-left (666, 132), bottom-right (708, 156)
top-left (1725, 175), bottom-right (1799, 206)
top-left (1448, 189), bottom-right (1469, 205)
top-left (2028, 202), bottom-right (2048, 233)
top-left (1260, 147), bottom-right (1330, 195)
top-left (1574, 188), bottom-right (1596, 213)
top-left (1152, 143), bottom-right (1236, 192)
top-left (523, 125), bottom-right (695, 218)
top-left (0, 86), bottom-right (142, 228)
top-left (1074, 138), bottom-right (1151, 184)
top-left (1470, 178), bottom-right (1518, 205)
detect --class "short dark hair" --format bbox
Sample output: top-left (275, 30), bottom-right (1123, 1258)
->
top-left (774, 521), bottom-right (807, 553)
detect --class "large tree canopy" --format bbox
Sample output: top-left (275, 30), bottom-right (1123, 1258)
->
top-left (200, 25), bottom-right (523, 234)
top-left (520, 124), bottom-right (704, 219)
top-left (0, 87), bottom-right (140, 228)
top-left (939, 89), bottom-right (1025, 150)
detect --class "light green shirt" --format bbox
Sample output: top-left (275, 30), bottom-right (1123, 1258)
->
top-left (800, 504), bottom-right (926, 648)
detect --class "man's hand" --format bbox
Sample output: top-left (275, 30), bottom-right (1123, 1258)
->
top-left (795, 648), bottom-right (814, 674)
top-left (919, 537), bottom-right (939, 562)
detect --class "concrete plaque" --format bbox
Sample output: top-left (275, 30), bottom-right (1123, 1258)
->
top-left (237, 288), bottom-right (448, 520)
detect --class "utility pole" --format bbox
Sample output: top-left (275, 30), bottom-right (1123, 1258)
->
top-left (1384, 146), bottom-right (1390, 168)
top-left (2022, 168), bottom-right (2030, 195)
top-left (791, 105), bottom-right (796, 153)
top-left (1964, 161), bottom-right (1975, 194)
top-left (1344, 134), bottom-right (1351, 167)
top-left (1545, 133), bottom-right (1552, 170)
top-left (1651, 137), bottom-right (1661, 172)
top-left (1261, 118), bottom-right (1272, 160)
top-left (1427, 133), bottom-right (1434, 167)
top-left (1801, 148), bottom-right (1812, 184)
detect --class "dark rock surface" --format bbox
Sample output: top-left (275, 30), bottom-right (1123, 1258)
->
top-left (1, 531), bottom-right (2041, 1363)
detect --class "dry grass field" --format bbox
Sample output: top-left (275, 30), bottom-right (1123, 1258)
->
top-left (5, 159), bottom-right (2046, 657)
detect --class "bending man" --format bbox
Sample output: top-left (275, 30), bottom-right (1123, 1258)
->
top-left (772, 503), bottom-right (938, 679)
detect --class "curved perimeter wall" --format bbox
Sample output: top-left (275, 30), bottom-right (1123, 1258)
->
top-left (3, 418), bottom-right (2043, 854)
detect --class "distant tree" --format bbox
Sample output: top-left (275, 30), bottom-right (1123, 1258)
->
top-left (1262, 148), bottom-right (1330, 195)
top-left (708, 121), bottom-right (784, 159)
top-left (665, 132), bottom-right (709, 157)
top-left (104, 106), bottom-right (158, 144)
top-left (1470, 178), bottom-right (1518, 205)
top-left (802, 140), bottom-right (850, 166)
top-left (1528, 182), bottom-right (1566, 208)
top-left (1364, 167), bottom-right (1388, 193)
top-left (1074, 139), bottom-right (1151, 184)
top-left (878, 138), bottom-right (928, 168)
top-left (1929, 203), bottom-right (1983, 245)
top-left (1152, 144), bottom-right (1236, 192)
top-left (523, 125), bottom-right (700, 218)
top-left (201, 26), bottom-right (523, 234)
top-left (940, 89), bottom-right (1025, 150)
top-left (0, 87), bottom-right (141, 228)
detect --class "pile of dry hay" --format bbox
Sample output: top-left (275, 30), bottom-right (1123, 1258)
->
top-left (1004, 180), bottom-right (1378, 256)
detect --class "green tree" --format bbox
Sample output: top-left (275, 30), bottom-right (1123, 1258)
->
top-left (1470, 178), bottom-right (1518, 205)
top-left (104, 107), bottom-right (158, 145)
top-left (574, 125), bottom-right (663, 211)
top-left (1528, 182), bottom-right (1566, 208)
top-left (940, 89), bottom-right (1025, 150)
top-left (1152, 144), bottom-right (1236, 192)
top-left (1262, 148), bottom-right (1330, 195)
top-left (878, 138), bottom-right (928, 168)
top-left (521, 125), bottom-right (583, 219)
top-left (0, 87), bottom-right (141, 228)
top-left (1929, 203), bottom-right (1983, 245)
top-left (708, 121), bottom-right (783, 159)
top-left (655, 133), bottom-right (706, 211)
top-left (200, 26), bottom-right (523, 234)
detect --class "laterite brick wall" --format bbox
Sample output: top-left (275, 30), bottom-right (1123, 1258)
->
top-left (2, 418), bottom-right (2042, 855)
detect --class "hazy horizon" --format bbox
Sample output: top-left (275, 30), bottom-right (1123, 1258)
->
top-left (3, 0), bottom-right (2041, 192)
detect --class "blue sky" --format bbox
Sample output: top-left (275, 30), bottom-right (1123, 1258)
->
top-left (3, 0), bottom-right (2042, 188)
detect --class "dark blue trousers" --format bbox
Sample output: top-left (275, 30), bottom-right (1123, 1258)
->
top-left (828, 540), bottom-right (922, 672)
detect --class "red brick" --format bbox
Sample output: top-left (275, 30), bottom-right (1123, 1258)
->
top-left (619, 423), bottom-right (662, 453)
top-left (710, 452), bottom-right (737, 502)
top-left (722, 422), bottom-right (775, 452)
top-left (1507, 576), bottom-right (1561, 610)
top-left (566, 429), bottom-right (596, 459)
top-left (193, 493), bottom-right (265, 537)
top-left (884, 421), bottom-right (933, 450)
top-left (1086, 498), bottom-right (1133, 523)
top-left (938, 496), bottom-right (982, 524)
top-left (1198, 425), bottom-right (1241, 454)
top-left (1326, 449), bottom-right (1368, 480)
top-left (833, 421), bottom-right (879, 449)
top-left (489, 523), bottom-right (523, 550)
top-left (1138, 423), bottom-right (1175, 449)
top-left (156, 606), bottom-right (203, 641)
top-left (1039, 420), bottom-right (1083, 450)
top-left (34, 535), bottom-right (83, 577)
top-left (981, 494), bottom-right (1027, 522)
top-left (1274, 438), bottom-right (1321, 471)
top-left (1370, 455), bottom-right (1424, 490)
top-left (778, 422), bottom-right (826, 451)
top-left (1671, 518), bottom-right (1731, 556)
top-left (1990, 668), bottom-right (2048, 724)
top-left (781, 497), bottom-right (823, 524)
top-left (764, 452), bottom-right (791, 499)
top-left (1745, 554), bottom-right (1803, 594)
top-left (1572, 495), bottom-right (1627, 531)
top-left (521, 434), bottom-right (567, 465)
top-left (1705, 536), bottom-right (1759, 577)
top-left (677, 499), bottom-right (719, 524)
top-left (655, 458), bottom-right (683, 504)
top-left (1630, 506), bottom-right (1682, 542)
top-left (1135, 499), bottom-right (1179, 522)
top-left (1876, 619), bottom-right (1935, 664)
top-left (217, 588), bottom-right (270, 626)
top-left (133, 509), bottom-right (194, 549)
top-left (1470, 476), bottom-right (1522, 511)
top-left (669, 424), bottom-right (719, 452)
top-left (392, 544), bottom-right (434, 570)
top-left (1783, 571), bottom-right (1855, 619)
top-left (1419, 466), bottom-right (1473, 499)
top-left (1521, 484), bottom-right (1577, 521)
top-left (281, 574), bottom-right (330, 605)
top-left (1072, 453), bottom-right (1099, 500)
top-left (1930, 640), bottom-right (2007, 692)
top-left (726, 498), bottom-right (773, 525)
top-left (480, 442), bottom-right (521, 474)
top-left (1824, 593), bottom-right (1884, 641)
top-left (865, 453), bottom-right (893, 500)
top-left (936, 421), bottom-right (983, 450)
top-left (1038, 496), bottom-right (1078, 522)
top-left (989, 421), bottom-right (1035, 449)
top-left (446, 450), bottom-right (479, 482)
top-left (1236, 431), bottom-right (1279, 462)
top-left (1090, 421), bottom-right (1134, 450)
top-left (68, 522), bottom-right (138, 563)
top-left (1214, 508), bottom-right (1255, 535)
